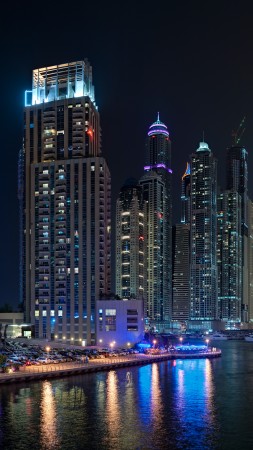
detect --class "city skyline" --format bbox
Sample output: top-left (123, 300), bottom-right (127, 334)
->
top-left (1, 2), bottom-right (253, 308)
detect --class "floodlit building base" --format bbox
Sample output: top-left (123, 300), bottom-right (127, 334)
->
top-left (96, 299), bottom-right (144, 347)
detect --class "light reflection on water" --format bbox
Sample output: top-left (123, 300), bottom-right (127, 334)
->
top-left (104, 371), bottom-right (121, 448)
top-left (40, 381), bottom-right (60, 449)
top-left (0, 341), bottom-right (253, 450)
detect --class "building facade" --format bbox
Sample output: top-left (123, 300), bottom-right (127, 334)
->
top-left (115, 179), bottom-right (146, 300)
top-left (139, 115), bottom-right (172, 328)
top-left (96, 299), bottom-right (144, 347)
top-left (248, 200), bottom-right (253, 323)
top-left (172, 223), bottom-right (190, 323)
top-left (190, 141), bottom-right (217, 323)
top-left (181, 162), bottom-right (191, 224)
top-left (217, 190), bottom-right (242, 325)
top-left (172, 163), bottom-right (191, 324)
top-left (21, 61), bottom-right (111, 345)
top-left (226, 145), bottom-right (249, 320)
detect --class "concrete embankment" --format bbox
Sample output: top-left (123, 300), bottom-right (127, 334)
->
top-left (0, 351), bottom-right (221, 385)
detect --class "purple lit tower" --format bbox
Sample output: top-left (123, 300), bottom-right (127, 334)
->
top-left (140, 114), bottom-right (172, 330)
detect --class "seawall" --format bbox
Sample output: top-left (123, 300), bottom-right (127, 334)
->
top-left (0, 350), bottom-right (221, 385)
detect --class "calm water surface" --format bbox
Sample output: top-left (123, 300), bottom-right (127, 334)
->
top-left (0, 341), bottom-right (253, 450)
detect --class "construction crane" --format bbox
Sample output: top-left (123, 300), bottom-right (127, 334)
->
top-left (231, 116), bottom-right (246, 145)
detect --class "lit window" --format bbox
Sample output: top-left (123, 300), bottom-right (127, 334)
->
top-left (106, 309), bottom-right (116, 316)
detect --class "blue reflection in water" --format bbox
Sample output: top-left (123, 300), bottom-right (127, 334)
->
top-left (137, 358), bottom-right (218, 449)
top-left (171, 359), bottom-right (218, 449)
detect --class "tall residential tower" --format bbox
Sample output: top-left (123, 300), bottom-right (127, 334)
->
top-left (190, 141), bottom-right (217, 325)
top-left (22, 61), bottom-right (111, 345)
top-left (226, 145), bottom-right (249, 320)
top-left (140, 115), bottom-right (172, 329)
top-left (115, 178), bottom-right (146, 300)
top-left (172, 163), bottom-right (191, 324)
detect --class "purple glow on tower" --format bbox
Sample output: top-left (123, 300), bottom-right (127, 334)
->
top-left (144, 163), bottom-right (172, 173)
top-left (148, 128), bottom-right (169, 137)
top-left (148, 116), bottom-right (170, 137)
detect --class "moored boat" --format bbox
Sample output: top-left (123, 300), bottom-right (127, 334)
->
top-left (208, 333), bottom-right (228, 341)
top-left (244, 335), bottom-right (253, 342)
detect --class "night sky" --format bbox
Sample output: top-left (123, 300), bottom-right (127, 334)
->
top-left (1, 1), bottom-right (253, 308)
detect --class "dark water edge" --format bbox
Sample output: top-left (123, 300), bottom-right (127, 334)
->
top-left (0, 340), bottom-right (252, 450)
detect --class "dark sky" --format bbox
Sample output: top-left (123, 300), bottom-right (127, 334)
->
top-left (1, 1), bottom-right (253, 308)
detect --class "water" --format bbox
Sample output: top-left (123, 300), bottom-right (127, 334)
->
top-left (0, 341), bottom-right (253, 450)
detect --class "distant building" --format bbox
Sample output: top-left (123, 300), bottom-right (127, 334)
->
top-left (96, 299), bottom-right (144, 347)
top-left (21, 61), bottom-right (111, 345)
top-left (172, 223), bottom-right (190, 323)
top-left (217, 190), bottom-right (242, 325)
top-left (172, 163), bottom-right (191, 324)
top-left (190, 141), bottom-right (217, 323)
top-left (181, 162), bottom-right (191, 224)
top-left (248, 199), bottom-right (253, 323)
top-left (0, 313), bottom-right (26, 339)
top-left (140, 115), bottom-right (172, 327)
top-left (226, 145), bottom-right (249, 320)
top-left (115, 178), bottom-right (146, 300)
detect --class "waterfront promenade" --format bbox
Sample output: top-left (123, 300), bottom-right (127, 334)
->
top-left (0, 349), bottom-right (221, 385)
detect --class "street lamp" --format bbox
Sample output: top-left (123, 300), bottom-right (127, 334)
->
top-left (45, 346), bottom-right (50, 361)
top-left (179, 336), bottom-right (183, 344)
top-left (153, 339), bottom-right (157, 348)
top-left (205, 339), bottom-right (209, 350)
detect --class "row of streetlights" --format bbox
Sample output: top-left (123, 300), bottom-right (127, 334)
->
top-left (178, 336), bottom-right (210, 346)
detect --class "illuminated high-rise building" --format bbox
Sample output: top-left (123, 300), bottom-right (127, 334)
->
top-left (22, 61), bottom-right (111, 344)
top-left (181, 162), bottom-right (191, 224)
top-left (172, 163), bottom-right (191, 323)
top-left (217, 190), bottom-right (242, 324)
top-left (190, 141), bottom-right (217, 323)
top-left (247, 199), bottom-right (253, 323)
top-left (139, 115), bottom-right (172, 329)
top-left (115, 178), bottom-right (146, 300)
top-left (226, 145), bottom-right (249, 320)
top-left (172, 223), bottom-right (190, 323)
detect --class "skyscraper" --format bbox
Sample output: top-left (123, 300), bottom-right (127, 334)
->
top-left (172, 163), bottom-right (191, 324)
top-left (226, 145), bottom-right (249, 320)
top-left (217, 190), bottom-right (242, 325)
top-left (172, 223), bottom-right (190, 323)
top-left (22, 61), bottom-right (111, 345)
top-left (181, 162), bottom-right (191, 224)
top-left (140, 115), bottom-right (172, 329)
top-left (247, 200), bottom-right (253, 323)
top-left (190, 141), bottom-right (217, 325)
top-left (115, 178), bottom-right (146, 300)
